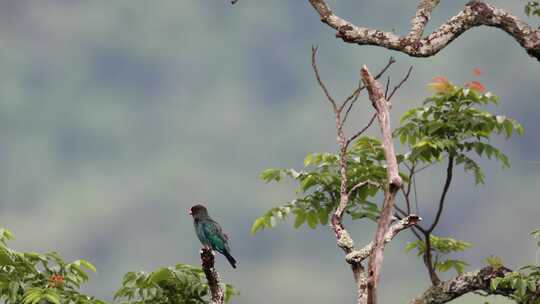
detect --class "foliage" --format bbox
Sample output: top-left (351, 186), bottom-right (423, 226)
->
top-left (525, 1), bottom-right (540, 17)
top-left (114, 265), bottom-right (238, 304)
top-left (488, 229), bottom-right (540, 303)
top-left (0, 228), bottom-right (105, 304)
top-left (395, 77), bottom-right (522, 184)
top-left (485, 255), bottom-right (504, 269)
top-left (489, 267), bottom-right (540, 304)
top-left (0, 228), bottom-right (238, 304)
top-left (254, 74), bottom-right (522, 234)
top-left (405, 235), bottom-right (471, 275)
top-left (252, 137), bottom-right (394, 234)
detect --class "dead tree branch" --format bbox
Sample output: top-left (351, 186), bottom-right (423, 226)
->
top-left (360, 65), bottom-right (403, 304)
top-left (201, 248), bottom-right (224, 304)
top-left (312, 49), bottom-right (418, 304)
top-left (308, 0), bottom-right (540, 61)
top-left (387, 66), bottom-right (414, 101)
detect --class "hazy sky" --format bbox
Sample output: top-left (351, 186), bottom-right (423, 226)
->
top-left (0, 1), bottom-right (538, 303)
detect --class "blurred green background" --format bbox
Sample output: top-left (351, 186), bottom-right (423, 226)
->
top-left (0, 1), bottom-right (538, 303)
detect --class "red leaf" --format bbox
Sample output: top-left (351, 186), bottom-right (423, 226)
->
top-left (428, 76), bottom-right (453, 93)
top-left (473, 68), bottom-right (482, 76)
top-left (465, 80), bottom-right (485, 93)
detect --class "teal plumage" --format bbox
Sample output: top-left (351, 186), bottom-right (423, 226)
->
top-left (190, 204), bottom-right (237, 268)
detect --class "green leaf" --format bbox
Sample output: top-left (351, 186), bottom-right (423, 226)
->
top-left (260, 169), bottom-right (282, 183)
top-left (148, 267), bottom-right (173, 283)
top-left (43, 293), bottom-right (61, 304)
top-left (306, 212), bottom-right (318, 229)
top-left (78, 259), bottom-right (97, 272)
top-left (317, 208), bottom-right (329, 225)
top-left (304, 153), bottom-right (322, 166)
top-left (251, 217), bottom-right (266, 234)
top-left (293, 211), bottom-right (306, 229)
top-left (0, 247), bottom-right (14, 266)
top-left (485, 255), bottom-right (503, 269)
top-left (503, 120), bottom-right (513, 138)
top-left (490, 277), bottom-right (502, 290)
top-left (404, 242), bottom-right (418, 252)
top-left (300, 176), bottom-right (317, 192)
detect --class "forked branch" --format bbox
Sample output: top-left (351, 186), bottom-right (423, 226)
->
top-left (311, 49), bottom-right (418, 304)
top-left (308, 0), bottom-right (540, 61)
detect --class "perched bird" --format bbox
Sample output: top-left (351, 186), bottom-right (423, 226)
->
top-left (189, 204), bottom-right (237, 268)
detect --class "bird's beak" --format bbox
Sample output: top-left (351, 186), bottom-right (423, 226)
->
top-left (188, 209), bottom-right (192, 216)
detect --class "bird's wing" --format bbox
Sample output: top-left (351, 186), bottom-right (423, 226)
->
top-left (201, 220), bottom-right (229, 252)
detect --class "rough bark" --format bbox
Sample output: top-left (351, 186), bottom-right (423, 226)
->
top-left (200, 248), bottom-right (224, 304)
top-left (308, 0), bottom-right (540, 61)
top-left (361, 65), bottom-right (403, 304)
top-left (409, 266), bottom-right (540, 304)
top-left (345, 215), bottom-right (421, 264)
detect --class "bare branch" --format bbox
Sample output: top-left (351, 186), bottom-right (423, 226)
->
top-left (423, 234), bottom-right (441, 286)
top-left (384, 76), bottom-right (390, 100)
top-left (361, 65), bottom-right (403, 304)
top-left (387, 66), bottom-right (413, 101)
top-left (361, 66), bottom-right (402, 189)
top-left (346, 215), bottom-right (421, 263)
top-left (308, 0), bottom-right (540, 61)
top-left (401, 162), bottom-right (416, 214)
top-left (406, 0), bottom-right (441, 41)
top-left (312, 46), bottom-right (338, 114)
top-left (341, 83), bottom-right (363, 124)
top-left (347, 180), bottom-right (379, 197)
top-left (312, 48), bottom-right (369, 304)
top-left (427, 156), bottom-right (455, 233)
top-left (422, 156), bottom-right (454, 285)
top-left (346, 113), bottom-right (377, 146)
top-left (201, 248), bottom-right (224, 304)
top-left (342, 57), bottom-right (396, 124)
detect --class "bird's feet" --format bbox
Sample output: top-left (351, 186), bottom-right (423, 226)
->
top-left (200, 245), bottom-right (213, 254)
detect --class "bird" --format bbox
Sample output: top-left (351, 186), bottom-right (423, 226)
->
top-left (189, 204), bottom-right (237, 268)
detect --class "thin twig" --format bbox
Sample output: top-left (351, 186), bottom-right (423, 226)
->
top-left (423, 156), bottom-right (455, 286)
top-left (342, 57), bottom-right (396, 124)
top-left (387, 66), bottom-right (413, 100)
top-left (346, 113), bottom-right (377, 146)
top-left (413, 174), bottom-right (419, 215)
top-left (427, 156), bottom-right (454, 233)
top-left (311, 46), bottom-right (338, 114)
top-left (342, 85), bottom-right (363, 124)
top-left (384, 76), bottom-right (391, 100)
top-left (403, 163), bottom-right (416, 214)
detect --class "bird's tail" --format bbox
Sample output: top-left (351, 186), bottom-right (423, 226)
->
top-left (223, 251), bottom-right (237, 269)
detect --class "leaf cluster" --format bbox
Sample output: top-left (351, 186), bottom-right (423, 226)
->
top-left (0, 228), bottom-right (104, 304)
top-left (525, 1), bottom-right (540, 17)
top-left (0, 228), bottom-right (239, 304)
top-left (114, 265), bottom-right (238, 304)
top-left (490, 267), bottom-right (540, 304)
top-left (395, 86), bottom-right (522, 184)
top-left (255, 80), bottom-right (522, 235)
top-left (488, 230), bottom-right (540, 303)
top-left (405, 235), bottom-right (471, 275)
top-left (253, 137), bottom-right (390, 234)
